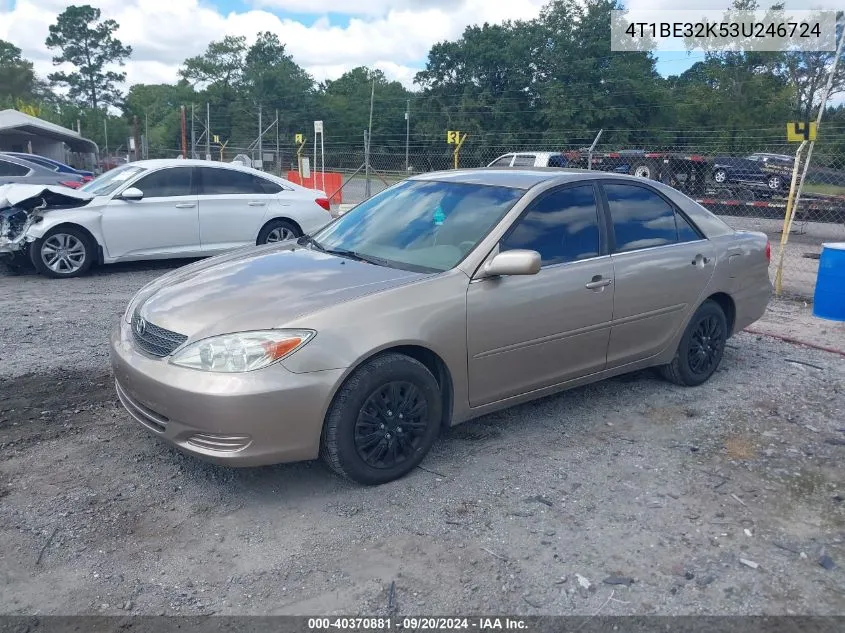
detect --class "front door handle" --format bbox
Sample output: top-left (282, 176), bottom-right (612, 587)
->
top-left (691, 254), bottom-right (711, 266)
top-left (174, 203), bottom-right (196, 208)
top-left (248, 201), bottom-right (267, 207)
top-left (585, 276), bottom-right (612, 290)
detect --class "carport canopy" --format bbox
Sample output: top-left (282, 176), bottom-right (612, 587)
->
top-left (0, 109), bottom-right (99, 154)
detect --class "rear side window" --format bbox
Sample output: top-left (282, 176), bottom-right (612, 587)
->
top-left (490, 156), bottom-right (512, 167)
top-left (198, 167), bottom-right (272, 195)
top-left (604, 183), bottom-right (699, 252)
top-left (0, 159), bottom-right (30, 177)
top-left (502, 185), bottom-right (601, 265)
top-left (134, 167), bottom-right (193, 197)
top-left (512, 154), bottom-right (536, 167)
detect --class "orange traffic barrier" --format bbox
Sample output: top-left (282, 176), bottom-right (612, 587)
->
top-left (286, 171), bottom-right (343, 205)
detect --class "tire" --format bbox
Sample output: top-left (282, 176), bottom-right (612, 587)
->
top-left (767, 175), bottom-right (783, 191)
top-left (29, 225), bottom-right (95, 278)
top-left (660, 300), bottom-right (728, 387)
top-left (257, 219), bottom-right (301, 245)
top-left (631, 163), bottom-right (652, 179)
top-left (320, 353), bottom-right (442, 485)
top-left (713, 169), bottom-right (728, 184)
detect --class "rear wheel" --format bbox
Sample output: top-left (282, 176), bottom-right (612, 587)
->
top-left (767, 175), bottom-right (783, 191)
top-left (320, 353), bottom-right (442, 485)
top-left (257, 219), bottom-right (301, 245)
top-left (713, 169), bottom-right (728, 184)
top-left (632, 163), bottom-right (652, 179)
top-left (30, 226), bottom-right (95, 278)
top-left (660, 300), bottom-right (728, 387)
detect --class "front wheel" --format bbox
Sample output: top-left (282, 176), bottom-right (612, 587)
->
top-left (660, 300), bottom-right (728, 387)
top-left (767, 175), bottom-right (783, 191)
top-left (713, 169), bottom-right (728, 184)
top-left (30, 226), bottom-right (95, 278)
top-left (320, 353), bottom-right (442, 485)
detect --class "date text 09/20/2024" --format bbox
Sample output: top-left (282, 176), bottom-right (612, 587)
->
top-left (307, 617), bottom-right (528, 631)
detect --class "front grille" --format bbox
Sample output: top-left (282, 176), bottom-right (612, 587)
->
top-left (131, 312), bottom-right (187, 357)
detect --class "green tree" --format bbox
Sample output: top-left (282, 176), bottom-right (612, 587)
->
top-left (123, 81), bottom-right (198, 156)
top-left (45, 4), bottom-right (132, 111)
top-left (0, 40), bottom-right (37, 106)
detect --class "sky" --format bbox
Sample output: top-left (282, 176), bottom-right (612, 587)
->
top-left (0, 0), bottom-right (840, 92)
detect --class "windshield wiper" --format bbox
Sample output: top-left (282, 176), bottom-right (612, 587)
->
top-left (298, 234), bottom-right (326, 252)
top-left (322, 247), bottom-right (390, 267)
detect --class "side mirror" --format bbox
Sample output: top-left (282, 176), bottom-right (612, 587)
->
top-left (479, 249), bottom-right (541, 278)
top-left (119, 187), bottom-right (143, 201)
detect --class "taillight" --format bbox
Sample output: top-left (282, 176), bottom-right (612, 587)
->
top-left (315, 197), bottom-right (330, 211)
top-left (765, 240), bottom-right (771, 262)
top-left (59, 180), bottom-right (82, 189)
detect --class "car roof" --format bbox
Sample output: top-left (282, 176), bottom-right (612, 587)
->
top-left (0, 153), bottom-right (53, 172)
top-left (410, 167), bottom-right (642, 190)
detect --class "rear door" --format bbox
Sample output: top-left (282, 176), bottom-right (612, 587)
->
top-left (196, 166), bottom-right (279, 252)
top-left (466, 183), bottom-right (614, 406)
top-left (100, 165), bottom-right (201, 259)
top-left (600, 181), bottom-right (715, 368)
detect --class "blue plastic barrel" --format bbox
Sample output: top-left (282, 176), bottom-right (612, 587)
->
top-left (813, 242), bottom-right (845, 321)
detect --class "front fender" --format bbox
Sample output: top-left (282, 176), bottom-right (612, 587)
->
top-left (24, 210), bottom-right (104, 244)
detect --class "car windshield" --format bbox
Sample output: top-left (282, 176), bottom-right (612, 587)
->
top-left (81, 165), bottom-right (146, 195)
top-left (311, 179), bottom-right (525, 272)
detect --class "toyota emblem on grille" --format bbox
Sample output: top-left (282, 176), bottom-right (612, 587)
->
top-left (135, 317), bottom-right (146, 336)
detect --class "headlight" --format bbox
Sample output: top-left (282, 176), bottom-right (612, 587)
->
top-left (169, 329), bottom-right (315, 373)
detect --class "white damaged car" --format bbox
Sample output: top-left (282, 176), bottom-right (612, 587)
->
top-left (0, 159), bottom-right (333, 278)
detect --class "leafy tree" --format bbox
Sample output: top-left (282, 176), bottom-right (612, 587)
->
top-left (45, 4), bottom-right (132, 111)
top-left (180, 36), bottom-right (247, 92)
top-left (0, 40), bottom-right (37, 106)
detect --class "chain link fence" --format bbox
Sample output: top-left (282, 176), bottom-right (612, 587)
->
top-left (137, 106), bottom-right (845, 301)
top-left (277, 136), bottom-right (843, 302)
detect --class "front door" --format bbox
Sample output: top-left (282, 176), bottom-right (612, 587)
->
top-left (466, 183), bottom-right (614, 407)
top-left (101, 165), bottom-right (201, 259)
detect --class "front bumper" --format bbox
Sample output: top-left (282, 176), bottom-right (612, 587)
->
top-left (109, 322), bottom-right (345, 467)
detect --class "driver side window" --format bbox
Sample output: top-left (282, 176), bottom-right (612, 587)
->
top-left (501, 185), bottom-right (601, 266)
top-left (132, 167), bottom-right (193, 198)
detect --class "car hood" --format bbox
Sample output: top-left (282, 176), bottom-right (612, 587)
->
top-left (0, 183), bottom-right (94, 210)
top-left (137, 244), bottom-right (430, 339)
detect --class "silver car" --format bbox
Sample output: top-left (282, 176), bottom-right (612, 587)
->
top-left (0, 154), bottom-right (84, 187)
top-left (111, 168), bottom-right (772, 485)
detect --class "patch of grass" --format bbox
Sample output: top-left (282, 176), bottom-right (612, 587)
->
top-left (804, 183), bottom-right (845, 197)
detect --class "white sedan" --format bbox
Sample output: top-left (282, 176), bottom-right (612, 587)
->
top-left (0, 159), bottom-right (333, 278)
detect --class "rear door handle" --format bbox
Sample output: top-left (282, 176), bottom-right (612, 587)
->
top-left (174, 203), bottom-right (195, 208)
top-left (248, 201), bottom-right (267, 207)
top-left (585, 276), bottom-right (612, 290)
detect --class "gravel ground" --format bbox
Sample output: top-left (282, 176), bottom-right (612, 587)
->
top-left (1, 261), bottom-right (844, 616)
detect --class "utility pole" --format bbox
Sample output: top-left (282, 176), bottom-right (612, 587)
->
top-left (365, 77), bottom-right (375, 198)
top-left (405, 99), bottom-right (410, 173)
top-left (144, 113), bottom-right (149, 159)
top-left (103, 118), bottom-right (109, 158)
top-left (132, 115), bottom-right (141, 162)
top-left (275, 109), bottom-right (280, 175)
top-left (206, 103), bottom-right (211, 160)
top-left (258, 104), bottom-right (263, 170)
top-left (180, 106), bottom-right (187, 159)
top-left (190, 103), bottom-right (196, 159)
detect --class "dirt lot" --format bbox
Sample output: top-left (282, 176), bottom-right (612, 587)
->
top-left (1, 261), bottom-right (844, 617)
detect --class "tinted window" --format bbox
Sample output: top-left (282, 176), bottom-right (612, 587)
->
top-left (134, 167), bottom-right (193, 197)
top-left (502, 185), bottom-right (600, 265)
top-left (0, 159), bottom-right (30, 177)
top-left (605, 184), bottom-right (679, 252)
top-left (199, 167), bottom-right (269, 195)
top-left (676, 212), bottom-right (701, 242)
top-left (512, 154), bottom-right (535, 167)
top-left (490, 156), bottom-right (512, 167)
top-left (547, 154), bottom-right (567, 168)
top-left (257, 178), bottom-right (283, 194)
